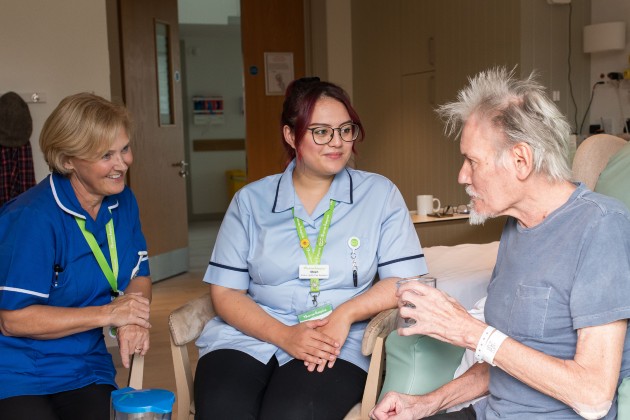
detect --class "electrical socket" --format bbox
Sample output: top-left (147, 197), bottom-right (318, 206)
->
top-left (608, 72), bottom-right (624, 81)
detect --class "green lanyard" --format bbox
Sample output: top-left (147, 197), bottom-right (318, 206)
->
top-left (294, 200), bottom-right (336, 299)
top-left (75, 216), bottom-right (119, 294)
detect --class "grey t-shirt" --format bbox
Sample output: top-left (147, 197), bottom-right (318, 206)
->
top-left (475, 184), bottom-right (630, 419)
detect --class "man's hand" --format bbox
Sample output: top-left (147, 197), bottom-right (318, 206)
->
top-left (396, 282), bottom-right (482, 348)
top-left (370, 391), bottom-right (440, 420)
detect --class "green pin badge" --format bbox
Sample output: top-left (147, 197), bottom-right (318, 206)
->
top-left (348, 236), bottom-right (360, 251)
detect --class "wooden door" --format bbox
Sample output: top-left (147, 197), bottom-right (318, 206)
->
top-left (241, 0), bottom-right (306, 182)
top-left (118, 0), bottom-right (188, 281)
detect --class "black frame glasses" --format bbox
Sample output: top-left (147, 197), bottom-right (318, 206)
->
top-left (306, 123), bottom-right (360, 145)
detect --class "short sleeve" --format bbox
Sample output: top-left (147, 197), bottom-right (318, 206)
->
top-left (127, 189), bottom-right (150, 278)
top-left (376, 184), bottom-right (427, 279)
top-left (571, 212), bottom-right (630, 329)
top-left (0, 206), bottom-right (56, 309)
top-left (203, 193), bottom-right (252, 289)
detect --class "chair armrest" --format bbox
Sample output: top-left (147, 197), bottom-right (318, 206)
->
top-left (168, 292), bottom-right (215, 419)
top-left (168, 293), bottom-right (215, 346)
top-left (362, 308), bottom-right (398, 356)
top-left (171, 333), bottom-right (195, 418)
top-left (359, 331), bottom-right (390, 419)
top-left (128, 354), bottom-right (144, 389)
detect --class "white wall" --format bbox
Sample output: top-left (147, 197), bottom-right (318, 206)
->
top-left (521, 0), bottom-right (591, 137)
top-left (0, 0), bottom-right (111, 182)
top-left (180, 24), bottom-right (246, 216)
top-left (589, 0), bottom-right (630, 137)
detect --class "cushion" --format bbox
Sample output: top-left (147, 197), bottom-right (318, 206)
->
top-left (618, 377), bottom-right (630, 418)
top-left (595, 140), bottom-right (630, 211)
top-left (379, 332), bottom-right (465, 401)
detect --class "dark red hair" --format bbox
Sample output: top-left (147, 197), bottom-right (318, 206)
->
top-left (280, 77), bottom-right (365, 165)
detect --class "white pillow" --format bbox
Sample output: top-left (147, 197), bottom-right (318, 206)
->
top-left (447, 296), bottom-right (488, 412)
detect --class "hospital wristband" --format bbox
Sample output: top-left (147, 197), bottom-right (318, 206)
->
top-left (481, 329), bottom-right (508, 366)
top-left (474, 326), bottom-right (496, 364)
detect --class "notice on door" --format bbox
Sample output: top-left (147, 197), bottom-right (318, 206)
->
top-left (264, 52), bottom-right (294, 96)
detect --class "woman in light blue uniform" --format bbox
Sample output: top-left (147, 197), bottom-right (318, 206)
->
top-left (0, 93), bottom-right (152, 420)
top-left (194, 77), bottom-right (427, 419)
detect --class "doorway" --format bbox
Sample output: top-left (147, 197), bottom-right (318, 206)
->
top-left (178, 2), bottom-right (246, 222)
top-left (113, 0), bottom-right (189, 282)
top-left (107, 0), bottom-right (307, 278)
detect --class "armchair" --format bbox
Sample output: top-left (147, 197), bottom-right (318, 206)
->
top-left (167, 293), bottom-right (399, 420)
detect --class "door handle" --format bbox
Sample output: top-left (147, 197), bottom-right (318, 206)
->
top-left (171, 160), bottom-right (189, 178)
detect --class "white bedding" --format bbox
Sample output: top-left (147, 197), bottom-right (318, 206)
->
top-left (423, 241), bottom-right (499, 310)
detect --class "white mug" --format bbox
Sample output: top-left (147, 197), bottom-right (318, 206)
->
top-left (416, 195), bottom-right (441, 216)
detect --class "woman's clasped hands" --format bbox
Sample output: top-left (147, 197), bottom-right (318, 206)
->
top-left (107, 293), bottom-right (151, 368)
top-left (281, 317), bottom-right (341, 373)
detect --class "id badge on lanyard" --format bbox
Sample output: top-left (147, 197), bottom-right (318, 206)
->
top-left (294, 200), bottom-right (335, 321)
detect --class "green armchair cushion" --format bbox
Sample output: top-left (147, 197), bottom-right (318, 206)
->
top-left (378, 331), bottom-right (465, 402)
top-left (595, 140), bottom-right (630, 211)
top-left (618, 377), bottom-right (630, 419)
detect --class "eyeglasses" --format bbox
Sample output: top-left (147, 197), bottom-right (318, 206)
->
top-left (306, 123), bottom-right (360, 145)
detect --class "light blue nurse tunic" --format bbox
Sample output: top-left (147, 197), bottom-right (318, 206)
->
top-left (197, 160), bottom-right (426, 371)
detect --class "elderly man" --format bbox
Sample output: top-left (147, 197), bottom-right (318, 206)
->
top-left (371, 67), bottom-right (630, 420)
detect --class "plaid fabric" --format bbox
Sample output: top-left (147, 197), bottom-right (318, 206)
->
top-left (0, 143), bottom-right (36, 205)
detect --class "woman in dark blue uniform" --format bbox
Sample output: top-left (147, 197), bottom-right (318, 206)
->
top-left (0, 93), bottom-right (152, 420)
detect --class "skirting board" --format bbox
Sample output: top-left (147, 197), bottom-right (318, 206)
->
top-left (149, 247), bottom-right (189, 283)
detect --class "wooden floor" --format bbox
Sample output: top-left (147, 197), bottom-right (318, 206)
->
top-left (113, 221), bottom-right (220, 419)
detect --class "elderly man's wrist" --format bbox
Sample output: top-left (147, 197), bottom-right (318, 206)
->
top-left (463, 321), bottom-right (489, 350)
top-left (474, 326), bottom-right (508, 366)
top-left (413, 393), bottom-right (443, 417)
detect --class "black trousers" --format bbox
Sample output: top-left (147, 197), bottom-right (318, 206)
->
top-left (194, 349), bottom-right (367, 420)
top-left (0, 383), bottom-right (115, 420)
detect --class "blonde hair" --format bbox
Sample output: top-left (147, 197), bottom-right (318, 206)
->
top-left (40, 93), bottom-right (132, 175)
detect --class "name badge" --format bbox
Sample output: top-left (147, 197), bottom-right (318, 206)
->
top-left (299, 264), bottom-right (330, 279)
top-left (298, 302), bottom-right (333, 323)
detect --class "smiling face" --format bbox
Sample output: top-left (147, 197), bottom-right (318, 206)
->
top-left (284, 96), bottom-right (354, 181)
top-left (458, 115), bottom-right (517, 225)
top-left (64, 128), bottom-right (133, 209)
